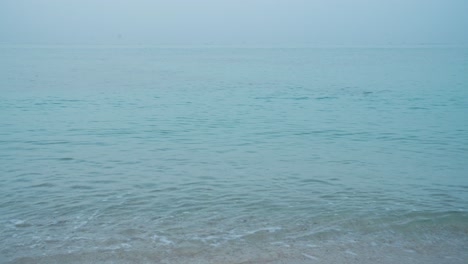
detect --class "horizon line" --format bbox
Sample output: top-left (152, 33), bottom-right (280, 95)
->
top-left (1, 43), bottom-right (467, 49)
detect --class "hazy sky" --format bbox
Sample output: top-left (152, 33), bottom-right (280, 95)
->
top-left (1, 0), bottom-right (467, 46)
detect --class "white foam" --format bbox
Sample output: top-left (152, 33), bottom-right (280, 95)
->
top-left (120, 243), bottom-right (132, 249)
top-left (302, 253), bottom-right (319, 260)
top-left (243, 226), bottom-right (282, 236)
top-left (9, 219), bottom-right (30, 228)
top-left (152, 234), bottom-right (174, 245)
top-left (345, 249), bottom-right (358, 256)
top-left (306, 244), bottom-right (318, 248)
top-left (270, 241), bottom-right (290, 247)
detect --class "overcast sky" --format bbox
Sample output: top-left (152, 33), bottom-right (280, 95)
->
top-left (1, 0), bottom-right (467, 46)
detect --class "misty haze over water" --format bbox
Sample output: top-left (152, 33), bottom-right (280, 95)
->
top-left (1, 1), bottom-right (468, 264)
top-left (1, 0), bottom-right (467, 47)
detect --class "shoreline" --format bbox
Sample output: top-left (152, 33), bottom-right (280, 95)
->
top-left (5, 232), bottom-right (468, 264)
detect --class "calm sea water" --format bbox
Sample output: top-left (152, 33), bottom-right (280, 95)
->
top-left (1, 46), bottom-right (467, 263)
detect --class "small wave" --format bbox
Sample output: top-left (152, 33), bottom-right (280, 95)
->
top-left (290, 96), bottom-right (309, 100)
top-left (24, 140), bottom-right (70, 145)
top-left (31, 183), bottom-right (55, 188)
top-left (300, 178), bottom-right (334, 186)
top-left (70, 185), bottom-right (94, 190)
top-left (9, 219), bottom-right (31, 228)
top-left (315, 96), bottom-right (337, 100)
top-left (152, 234), bottom-right (174, 245)
top-left (57, 157), bottom-right (74, 161)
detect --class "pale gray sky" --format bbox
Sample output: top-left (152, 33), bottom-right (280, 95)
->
top-left (1, 0), bottom-right (467, 46)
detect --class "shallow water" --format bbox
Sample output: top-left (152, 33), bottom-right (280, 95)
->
top-left (1, 46), bottom-right (468, 263)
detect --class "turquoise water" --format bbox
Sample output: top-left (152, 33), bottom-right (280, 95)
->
top-left (1, 47), bottom-right (468, 263)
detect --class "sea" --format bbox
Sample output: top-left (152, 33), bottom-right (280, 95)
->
top-left (0, 46), bottom-right (467, 263)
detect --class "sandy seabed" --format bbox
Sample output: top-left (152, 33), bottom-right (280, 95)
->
top-left (6, 236), bottom-right (468, 264)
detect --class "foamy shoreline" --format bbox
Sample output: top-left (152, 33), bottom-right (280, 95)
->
top-left (6, 234), bottom-right (468, 264)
